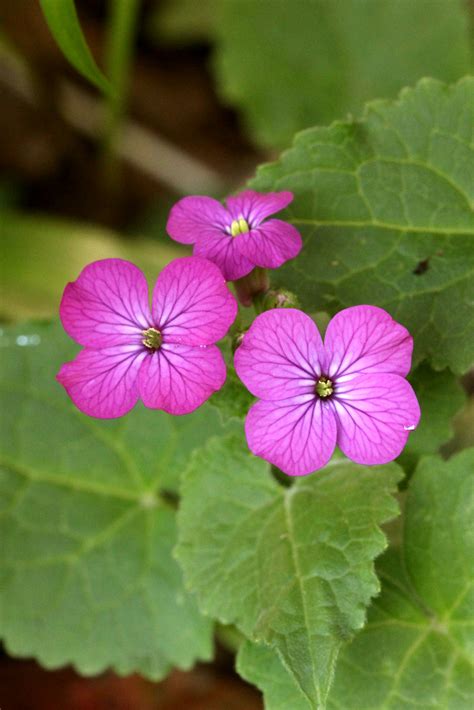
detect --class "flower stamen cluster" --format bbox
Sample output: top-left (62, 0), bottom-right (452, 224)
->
top-left (315, 376), bottom-right (334, 398)
top-left (230, 218), bottom-right (250, 236)
top-left (142, 327), bottom-right (162, 350)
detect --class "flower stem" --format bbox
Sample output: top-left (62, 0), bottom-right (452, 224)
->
top-left (101, 0), bottom-right (141, 183)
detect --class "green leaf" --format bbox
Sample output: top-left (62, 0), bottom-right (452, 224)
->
top-left (0, 320), bottom-right (235, 677)
top-left (445, 398), bottom-right (474, 457)
top-left (237, 449), bottom-right (474, 709)
top-left (208, 339), bottom-right (254, 422)
top-left (237, 641), bottom-right (311, 710)
top-left (176, 435), bottom-right (402, 708)
top-left (251, 77), bottom-right (474, 373)
top-left (400, 363), bottom-right (466, 472)
top-left (214, 0), bottom-right (470, 149)
top-left (39, 0), bottom-right (111, 94)
top-left (209, 362), bottom-right (254, 422)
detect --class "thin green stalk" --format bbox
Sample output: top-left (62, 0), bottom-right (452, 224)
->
top-left (101, 0), bottom-right (141, 180)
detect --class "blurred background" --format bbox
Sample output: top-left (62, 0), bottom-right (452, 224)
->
top-left (0, 1), bottom-right (472, 707)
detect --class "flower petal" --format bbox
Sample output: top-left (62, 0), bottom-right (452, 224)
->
top-left (245, 396), bottom-right (337, 476)
top-left (193, 232), bottom-right (254, 281)
top-left (59, 259), bottom-right (151, 348)
top-left (57, 345), bottom-right (146, 418)
top-left (235, 219), bottom-right (302, 269)
top-left (234, 309), bottom-right (324, 400)
top-left (324, 305), bottom-right (413, 379)
top-left (152, 256), bottom-right (237, 345)
top-left (138, 344), bottom-right (226, 415)
top-left (166, 196), bottom-right (229, 245)
top-left (334, 373), bottom-right (421, 465)
top-left (225, 190), bottom-right (293, 227)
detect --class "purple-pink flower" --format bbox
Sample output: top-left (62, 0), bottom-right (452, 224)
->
top-left (57, 256), bottom-right (237, 418)
top-left (166, 190), bottom-right (302, 281)
top-left (234, 306), bottom-right (420, 476)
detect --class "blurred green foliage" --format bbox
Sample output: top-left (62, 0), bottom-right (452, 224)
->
top-left (213, 0), bottom-right (471, 148)
top-left (0, 211), bottom-right (184, 319)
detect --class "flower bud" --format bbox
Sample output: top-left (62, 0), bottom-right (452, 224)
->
top-left (234, 267), bottom-right (270, 307)
top-left (258, 288), bottom-right (300, 311)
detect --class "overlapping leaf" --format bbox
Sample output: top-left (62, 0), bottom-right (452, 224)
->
top-left (237, 449), bottom-right (474, 709)
top-left (0, 321), bottom-right (234, 677)
top-left (214, 0), bottom-right (470, 148)
top-left (177, 435), bottom-right (402, 707)
top-left (237, 641), bottom-right (311, 710)
top-left (251, 78), bottom-right (474, 373)
top-left (400, 363), bottom-right (466, 471)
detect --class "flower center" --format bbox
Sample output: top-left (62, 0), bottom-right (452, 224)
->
top-left (230, 217), bottom-right (250, 236)
top-left (315, 376), bottom-right (334, 398)
top-left (142, 327), bottom-right (162, 350)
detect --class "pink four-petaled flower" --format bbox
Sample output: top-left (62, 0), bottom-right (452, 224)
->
top-left (166, 190), bottom-right (302, 281)
top-left (234, 306), bottom-right (421, 476)
top-left (57, 257), bottom-right (237, 418)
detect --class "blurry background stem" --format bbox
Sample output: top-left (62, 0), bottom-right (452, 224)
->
top-left (101, 0), bottom-right (141, 185)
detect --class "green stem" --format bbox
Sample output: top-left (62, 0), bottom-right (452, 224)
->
top-left (101, 0), bottom-right (141, 180)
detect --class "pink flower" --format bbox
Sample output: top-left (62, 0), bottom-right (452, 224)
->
top-left (234, 306), bottom-right (420, 476)
top-left (57, 257), bottom-right (237, 418)
top-left (166, 190), bottom-right (302, 281)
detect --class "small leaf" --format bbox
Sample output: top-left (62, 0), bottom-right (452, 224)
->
top-left (0, 321), bottom-right (235, 677)
top-left (39, 0), bottom-right (111, 94)
top-left (214, 0), bottom-right (470, 148)
top-left (251, 77), bottom-right (474, 373)
top-left (209, 339), bottom-right (254, 422)
top-left (176, 435), bottom-right (402, 707)
top-left (238, 449), bottom-right (474, 709)
top-left (209, 363), bottom-right (254, 422)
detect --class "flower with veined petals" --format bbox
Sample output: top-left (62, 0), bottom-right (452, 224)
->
top-left (57, 257), bottom-right (237, 418)
top-left (234, 306), bottom-right (420, 476)
top-left (166, 190), bottom-right (302, 281)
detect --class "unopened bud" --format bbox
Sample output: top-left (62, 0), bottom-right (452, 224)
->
top-left (234, 267), bottom-right (270, 307)
top-left (232, 330), bottom-right (246, 352)
top-left (257, 288), bottom-right (299, 312)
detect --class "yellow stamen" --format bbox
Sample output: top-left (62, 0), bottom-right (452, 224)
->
top-left (230, 218), bottom-right (250, 236)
